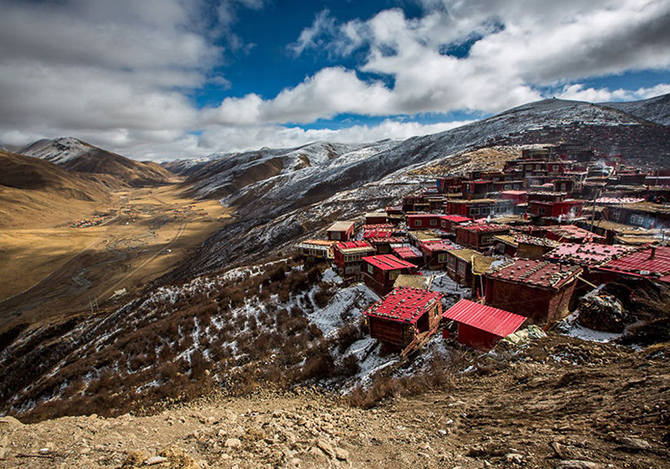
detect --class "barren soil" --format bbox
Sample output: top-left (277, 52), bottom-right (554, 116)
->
top-left (0, 336), bottom-right (667, 468)
top-left (0, 184), bottom-right (232, 329)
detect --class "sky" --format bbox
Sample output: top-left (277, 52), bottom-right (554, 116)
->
top-left (0, 0), bottom-right (669, 161)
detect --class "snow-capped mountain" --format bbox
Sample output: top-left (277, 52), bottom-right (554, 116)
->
top-left (162, 96), bottom-right (670, 281)
top-left (19, 137), bottom-right (173, 187)
top-left (602, 93), bottom-right (670, 126)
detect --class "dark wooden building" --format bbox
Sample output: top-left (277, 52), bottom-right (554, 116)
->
top-left (327, 221), bottom-right (355, 241)
top-left (455, 223), bottom-right (511, 251)
top-left (484, 259), bottom-right (582, 323)
top-left (333, 241), bottom-right (375, 277)
top-left (362, 286), bottom-right (444, 354)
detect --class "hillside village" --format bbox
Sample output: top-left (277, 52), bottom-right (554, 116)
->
top-left (297, 143), bottom-right (670, 355)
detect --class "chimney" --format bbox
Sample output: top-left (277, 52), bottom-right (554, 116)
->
top-left (649, 246), bottom-right (656, 260)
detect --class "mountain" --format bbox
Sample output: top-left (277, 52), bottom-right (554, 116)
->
top-left (602, 93), bottom-right (670, 126)
top-left (19, 137), bottom-right (174, 187)
top-left (0, 149), bottom-right (111, 228)
top-left (163, 97), bottom-right (670, 280)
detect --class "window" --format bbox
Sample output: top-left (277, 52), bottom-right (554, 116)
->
top-left (345, 265), bottom-right (357, 275)
top-left (457, 262), bottom-right (466, 275)
top-left (430, 219), bottom-right (437, 226)
top-left (331, 232), bottom-right (340, 240)
top-left (415, 219), bottom-right (422, 226)
top-left (389, 270), bottom-right (399, 280)
top-left (438, 253), bottom-right (448, 264)
top-left (441, 220), bottom-right (447, 228)
top-left (367, 263), bottom-right (375, 274)
top-left (629, 214), bottom-right (645, 226)
top-left (469, 207), bottom-right (480, 215)
top-left (448, 256), bottom-right (456, 267)
top-left (481, 207), bottom-right (490, 215)
top-left (539, 207), bottom-right (546, 215)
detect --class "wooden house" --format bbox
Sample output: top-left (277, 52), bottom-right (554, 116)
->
top-left (445, 198), bottom-right (514, 218)
top-left (392, 245), bottom-right (424, 266)
top-left (436, 176), bottom-right (463, 194)
top-left (597, 246), bottom-right (670, 284)
top-left (605, 202), bottom-right (670, 230)
top-left (419, 239), bottom-right (457, 270)
top-left (455, 223), bottom-right (511, 251)
top-left (445, 249), bottom-right (495, 290)
top-left (362, 286), bottom-right (444, 354)
top-left (484, 259), bottom-right (582, 323)
top-left (501, 190), bottom-right (527, 205)
top-left (438, 214), bottom-right (472, 234)
top-left (406, 214), bottom-right (442, 230)
top-left (362, 254), bottom-right (417, 296)
top-left (386, 205), bottom-right (404, 225)
top-left (296, 240), bottom-right (336, 263)
top-left (544, 225), bottom-right (605, 244)
top-left (327, 221), bottom-right (355, 241)
top-left (442, 299), bottom-right (526, 351)
top-left (333, 241), bottom-right (375, 277)
top-left (365, 212), bottom-right (388, 225)
top-left (462, 180), bottom-right (493, 200)
top-left (515, 235), bottom-right (560, 259)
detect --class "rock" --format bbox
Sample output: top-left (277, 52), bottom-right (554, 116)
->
top-left (144, 456), bottom-right (168, 465)
top-left (0, 416), bottom-right (22, 425)
top-left (551, 441), bottom-right (581, 459)
top-left (225, 438), bottom-right (242, 449)
top-left (505, 453), bottom-right (524, 464)
top-left (555, 461), bottom-right (601, 469)
top-left (316, 439), bottom-right (335, 459)
top-left (619, 436), bottom-right (651, 451)
top-left (334, 447), bottom-right (349, 461)
top-left (122, 451), bottom-right (148, 467)
top-left (39, 448), bottom-right (52, 455)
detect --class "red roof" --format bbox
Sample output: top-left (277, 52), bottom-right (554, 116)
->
top-left (440, 215), bottom-right (471, 223)
top-left (457, 223), bottom-right (511, 233)
top-left (363, 224), bottom-right (395, 231)
top-left (363, 287), bottom-right (444, 323)
top-left (362, 254), bottom-right (416, 271)
top-left (419, 240), bottom-right (457, 253)
top-left (443, 299), bottom-right (526, 337)
top-left (501, 190), bottom-right (527, 196)
top-left (545, 243), bottom-right (634, 267)
top-left (598, 246), bottom-right (670, 283)
top-left (407, 214), bottom-right (441, 220)
top-left (393, 245), bottom-right (423, 259)
top-left (363, 230), bottom-right (393, 239)
top-left (486, 258), bottom-right (582, 289)
top-left (335, 240), bottom-right (373, 252)
top-left (544, 225), bottom-right (604, 242)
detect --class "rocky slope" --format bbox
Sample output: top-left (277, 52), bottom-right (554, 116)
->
top-left (603, 93), bottom-right (670, 126)
top-left (0, 336), bottom-right (667, 469)
top-left (19, 138), bottom-right (174, 187)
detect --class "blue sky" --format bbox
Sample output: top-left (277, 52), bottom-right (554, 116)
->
top-left (0, 0), bottom-right (669, 160)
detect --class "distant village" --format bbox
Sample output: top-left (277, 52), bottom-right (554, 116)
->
top-left (296, 143), bottom-right (670, 355)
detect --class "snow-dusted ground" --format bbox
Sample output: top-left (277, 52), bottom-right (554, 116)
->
top-left (558, 311), bottom-right (625, 343)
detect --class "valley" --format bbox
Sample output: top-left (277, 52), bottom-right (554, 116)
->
top-left (0, 184), bottom-right (231, 329)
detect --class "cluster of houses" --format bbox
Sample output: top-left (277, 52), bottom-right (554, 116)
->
top-left (296, 144), bottom-right (670, 354)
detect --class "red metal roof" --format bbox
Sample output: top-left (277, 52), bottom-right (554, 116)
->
top-left (457, 223), bottom-right (511, 233)
top-left (362, 254), bottom-right (416, 271)
top-left (407, 214), bottom-right (441, 220)
top-left (598, 246), bottom-right (670, 283)
top-left (363, 230), bottom-right (393, 239)
top-left (393, 245), bottom-right (423, 259)
top-left (545, 243), bottom-right (634, 266)
top-left (335, 240), bottom-right (373, 251)
top-left (443, 299), bottom-right (526, 337)
top-left (486, 258), bottom-right (582, 289)
top-left (363, 224), bottom-right (395, 231)
top-left (419, 240), bottom-right (457, 253)
top-left (363, 286), bottom-right (444, 323)
top-left (440, 215), bottom-right (471, 223)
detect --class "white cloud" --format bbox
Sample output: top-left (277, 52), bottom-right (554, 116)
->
top-left (1, 0), bottom-right (670, 160)
top-left (558, 83), bottom-right (670, 102)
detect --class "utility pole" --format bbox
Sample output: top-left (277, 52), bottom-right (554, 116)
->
top-left (590, 185), bottom-right (601, 232)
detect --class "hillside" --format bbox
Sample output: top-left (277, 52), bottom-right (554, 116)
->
top-left (166, 97), bottom-right (670, 280)
top-left (0, 336), bottom-right (667, 468)
top-left (0, 150), bottom-right (112, 228)
top-left (19, 138), bottom-right (174, 187)
top-left (602, 93), bottom-right (670, 126)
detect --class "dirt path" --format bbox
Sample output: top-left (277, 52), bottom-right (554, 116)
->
top-left (1, 338), bottom-right (667, 468)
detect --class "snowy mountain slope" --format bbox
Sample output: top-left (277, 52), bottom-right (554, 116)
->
top-left (601, 92), bottom-right (670, 126)
top-left (19, 137), bottom-right (174, 187)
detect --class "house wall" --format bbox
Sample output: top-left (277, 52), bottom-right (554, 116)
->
top-left (457, 324), bottom-right (502, 351)
top-left (516, 243), bottom-right (546, 259)
top-left (485, 278), bottom-right (577, 323)
top-left (368, 317), bottom-right (405, 348)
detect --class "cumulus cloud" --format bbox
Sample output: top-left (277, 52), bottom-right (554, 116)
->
top-left (1, 0), bottom-right (670, 160)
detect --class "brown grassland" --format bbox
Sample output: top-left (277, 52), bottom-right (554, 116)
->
top-left (0, 183), bottom-right (232, 330)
